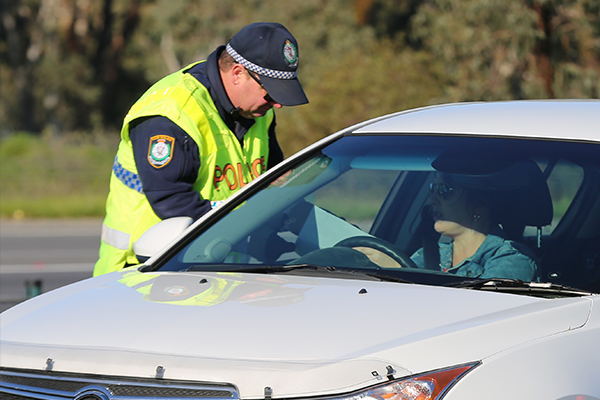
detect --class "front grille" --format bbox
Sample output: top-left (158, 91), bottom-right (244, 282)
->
top-left (1, 373), bottom-right (88, 393)
top-left (3, 394), bottom-right (35, 400)
top-left (109, 384), bottom-right (233, 397)
top-left (0, 368), bottom-right (240, 400)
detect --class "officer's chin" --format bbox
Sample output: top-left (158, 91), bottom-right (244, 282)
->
top-left (252, 108), bottom-right (271, 118)
top-left (238, 109), bottom-right (263, 119)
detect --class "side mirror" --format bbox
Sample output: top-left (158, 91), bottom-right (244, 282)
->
top-left (133, 217), bottom-right (193, 262)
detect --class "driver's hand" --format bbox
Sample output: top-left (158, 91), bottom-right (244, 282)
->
top-left (351, 247), bottom-right (402, 268)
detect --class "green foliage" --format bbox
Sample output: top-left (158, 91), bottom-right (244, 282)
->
top-left (0, 132), bottom-right (118, 218)
top-left (411, 0), bottom-right (600, 101)
top-left (0, 196), bottom-right (107, 219)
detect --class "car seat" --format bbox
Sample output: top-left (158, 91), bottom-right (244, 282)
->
top-left (492, 159), bottom-right (554, 248)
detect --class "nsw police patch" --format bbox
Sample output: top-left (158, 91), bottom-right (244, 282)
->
top-left (283, 40), bottom-right (298, 67)
top-left (148, 135), bottom-right (174, 168)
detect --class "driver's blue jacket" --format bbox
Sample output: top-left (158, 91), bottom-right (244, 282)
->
top-left (411, 234), bottom-right (537, 281)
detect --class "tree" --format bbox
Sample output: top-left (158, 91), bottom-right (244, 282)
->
top-left (1, 0), bottom-right (146, 134)
top-left (2, 0), bottom-right (41, 133)
top-left (410, 0), bottom-right (600, 101)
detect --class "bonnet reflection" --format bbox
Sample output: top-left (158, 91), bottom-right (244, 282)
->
top-left (119, 272), bottom-right (310, 307)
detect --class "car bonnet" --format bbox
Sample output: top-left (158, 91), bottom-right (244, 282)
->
top-left (0, 268), bottom-right (592, 398)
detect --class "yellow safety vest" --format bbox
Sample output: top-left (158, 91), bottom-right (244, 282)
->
top-left (95, 62), bottom-right (273, 276)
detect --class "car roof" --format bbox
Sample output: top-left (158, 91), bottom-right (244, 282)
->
top-left (352, 100), bottom-right (600, 142)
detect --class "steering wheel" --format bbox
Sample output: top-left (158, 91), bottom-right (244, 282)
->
top-left (334, 236), bottom-right (418, 269)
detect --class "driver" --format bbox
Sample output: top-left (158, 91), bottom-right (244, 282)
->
top-left (410, 156), bottom-right (548, 280)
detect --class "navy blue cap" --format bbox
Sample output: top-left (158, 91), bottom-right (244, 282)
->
top-left (226, 22), bottom-right (308, 106)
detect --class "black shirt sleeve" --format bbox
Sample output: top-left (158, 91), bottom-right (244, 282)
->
top-left (129, 116), bottom-right (213, 220)
top-left (267, 113), bottom-right (284, 169)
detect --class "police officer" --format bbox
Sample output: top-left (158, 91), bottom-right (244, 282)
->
top-left (94, 22), bottom-right (308, 276)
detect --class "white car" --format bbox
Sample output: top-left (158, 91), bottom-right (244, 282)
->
top-left (2, 100), bottom-right (600, 400)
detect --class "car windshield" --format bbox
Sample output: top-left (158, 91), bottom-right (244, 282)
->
top-left (156, 134), bottom-right (600, 293)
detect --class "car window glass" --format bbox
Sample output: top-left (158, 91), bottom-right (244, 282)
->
top-left (523, 160), bottom-right (584, 236)
top-left (310, 169), bottom-right (399, 232)
top-left (156, 135), bottom-right (600, 292)
top-left (546, 160), bottom-right (584, 233)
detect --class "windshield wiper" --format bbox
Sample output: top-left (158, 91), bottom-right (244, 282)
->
top-left (446, 278), bottom-right (595, 298)
top-left (187, 263), bottom-right (414, 284)
top-left (187, 263), bottom-right (332, 274)
top-left (348, 269), bottom-right (415, 284)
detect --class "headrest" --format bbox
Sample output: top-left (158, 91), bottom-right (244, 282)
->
top-left (433, 150), bottom-right (553, 227)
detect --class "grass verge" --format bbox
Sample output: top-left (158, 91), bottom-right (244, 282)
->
top-left (0, 131), bottom-right (118, 219)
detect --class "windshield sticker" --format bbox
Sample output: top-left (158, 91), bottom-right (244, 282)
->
top-left (277, 155), bottom-right (331, 187)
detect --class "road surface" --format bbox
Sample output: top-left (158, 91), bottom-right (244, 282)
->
top-left (0, 219), bottom-right (102, 312)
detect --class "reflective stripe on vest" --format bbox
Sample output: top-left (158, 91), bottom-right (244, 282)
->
top-left (101, 223), bottom-right (131, 250)
top-left (113, 156), bottom-right (144, 194)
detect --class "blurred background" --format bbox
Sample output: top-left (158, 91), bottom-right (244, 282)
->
top-left (1, 0), bottom-right (599, 219)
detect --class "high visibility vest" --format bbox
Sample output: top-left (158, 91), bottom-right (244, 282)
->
top-left (94, 62), bottom-right (273, 276)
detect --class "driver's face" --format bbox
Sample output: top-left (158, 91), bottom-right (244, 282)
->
top-left (429, 178), bottom-right (472, 237)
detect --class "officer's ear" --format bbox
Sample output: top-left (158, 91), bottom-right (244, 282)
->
top-left (230, 63), bottom-right (247, 86)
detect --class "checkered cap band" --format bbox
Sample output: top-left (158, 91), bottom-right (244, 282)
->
top-left (226, 44), bottom-right (297, 80)
top-left (113, 156), bottom-right (144, 194)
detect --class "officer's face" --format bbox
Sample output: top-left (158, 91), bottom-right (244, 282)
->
top-left (237, 69), bottom-right (282, 119)
top-left (223, 64), bottom-right (283, 119)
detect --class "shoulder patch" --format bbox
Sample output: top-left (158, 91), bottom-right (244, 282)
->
top-left (147, 135), bottom-right (175, 168)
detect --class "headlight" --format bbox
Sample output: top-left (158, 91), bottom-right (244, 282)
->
top-left (334, 363), bottom-right (479, 400)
